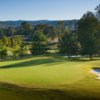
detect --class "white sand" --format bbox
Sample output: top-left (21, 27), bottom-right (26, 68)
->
top-left (90, 69), bottom-right (100, 79)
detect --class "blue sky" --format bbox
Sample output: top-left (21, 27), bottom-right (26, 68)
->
top-left (0, 0), bottom-right (100, 21)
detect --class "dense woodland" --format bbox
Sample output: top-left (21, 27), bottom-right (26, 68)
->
top-left (0, 5), bottom-right (100, 60)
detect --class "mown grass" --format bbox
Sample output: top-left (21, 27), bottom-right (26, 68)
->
top-left (0, 56), bottom-right (100, 100)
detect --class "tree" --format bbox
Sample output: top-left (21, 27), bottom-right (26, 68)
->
top-left (0, 37), bottom-right (12, 58)
top-left (55, 21), bottom-right (65, 42)
top-left (59, 29), bottom-right (80, 58)
top-left (11, 35), bottom-right (24, 58)
top-left (0, 28), bottom-right (24, 58)
top-left (95, 4), bottom-right (100, 21)
top-left (33, 24), bottom-right (56, 38)
top-left (78, 12), bottom-right (99, 60)
top-left (0, 39), bottom-right (6, 58)
top-left (21, 22), bottom-right (33, 35)
top-left (1, 36), bottom-right (10, 46)
top-left (21, 22), bottom-right (33, 30)
top-left (7, 27), bottom-right (16, 36)
top-left (31, 30), bottom-right (48, 55)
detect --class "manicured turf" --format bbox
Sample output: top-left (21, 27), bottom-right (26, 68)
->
top-left (0, 56), bottom-right (100, 100)
top-left (0, 56), bottom-right (85, 86)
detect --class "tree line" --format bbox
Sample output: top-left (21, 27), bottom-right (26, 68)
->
top-left (32, 5), bottom-right (100, 60)
top-left (0, 4), bottom-right (100, 60)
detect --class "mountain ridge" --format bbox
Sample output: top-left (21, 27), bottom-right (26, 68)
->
top-left (0, 20), bottom-right (78, 30)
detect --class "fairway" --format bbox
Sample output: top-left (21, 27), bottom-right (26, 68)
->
top-left (0, 56), bottom-right (85, 87)
top-left (0, 56), bottom-right (100, 100)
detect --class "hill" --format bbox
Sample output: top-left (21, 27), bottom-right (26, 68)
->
top-left (0, 20), bottom-right (78, 31)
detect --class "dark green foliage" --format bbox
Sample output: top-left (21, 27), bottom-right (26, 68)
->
top-left (0, 48), bottom-right (7, 58)
top-left (59, 30), bottom-right (80, 58)
top-left (34, 24), bottom-right (56, 39)
top-left (55, 21), bottom-right (65, 41)
top-left (31, 30), bottom-right (48, 55)
top-left (7, 27), bottom-right (16, 36)
top-left (17, 22), bottom-right (33, 35)
top-left (21, 22), bottom-right (33, 31)
top-left (78, 12), bottom-right (99, 60)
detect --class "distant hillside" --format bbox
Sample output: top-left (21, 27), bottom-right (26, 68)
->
top-left (0, 20), bottom-right (78, 31)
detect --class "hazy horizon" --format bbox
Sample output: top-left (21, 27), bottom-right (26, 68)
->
top-left (0, 19), bottom-right (79, 21)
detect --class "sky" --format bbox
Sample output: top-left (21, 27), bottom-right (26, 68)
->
top-left (0, 0), bottom-right (100, 21)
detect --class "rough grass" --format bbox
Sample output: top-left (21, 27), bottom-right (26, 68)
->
top-left (0, 56), bottom-right (100, 100)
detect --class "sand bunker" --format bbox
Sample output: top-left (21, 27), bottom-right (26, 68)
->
top-left (91, 68), bottom-right (100, 79)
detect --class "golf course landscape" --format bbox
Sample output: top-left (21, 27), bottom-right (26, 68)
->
top-left (0, 55), bottom-right (100, 100)
top-left (1, 0), bottom-right (100, 100)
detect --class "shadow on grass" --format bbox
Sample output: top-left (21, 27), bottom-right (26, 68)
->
top-left (65, 57), bottom-right (100, 62)
top-left (0, 55), bottom-right (34, 62)
top-left (66, 58), bottom-right (90, 62)
top-left (0, 82), bottom-right (100, 100)
top-left (0, 57), bottom-right (63, 69)
top-left (46, 55), bottom-right (91, 62)
top-left (1, 55), bottom-right (100, 69)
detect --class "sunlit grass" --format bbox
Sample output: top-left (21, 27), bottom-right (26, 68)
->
top-left (0, 56), bottom-right (100, 100)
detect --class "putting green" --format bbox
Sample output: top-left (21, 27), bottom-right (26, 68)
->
top-left (0, 56), bottom-right (86, 87)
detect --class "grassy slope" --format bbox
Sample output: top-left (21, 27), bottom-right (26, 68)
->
top-left (0, 56), bottom-right (100, 100)
top-left (0, 56), bottom-right (85, 86)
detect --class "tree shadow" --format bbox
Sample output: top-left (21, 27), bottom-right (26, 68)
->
top-left (0, 82), bottom-right (99, 100)
top-left (1, 55), bottom-right (100, 69)
top-left (0, 57), bottom-right (63, 69)
top-left (0, 55), bottom-right (34, 62)
top-left (65, 58), bottom-right (90, 62)
top-left (65, 57), bottom-right (100, 62)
